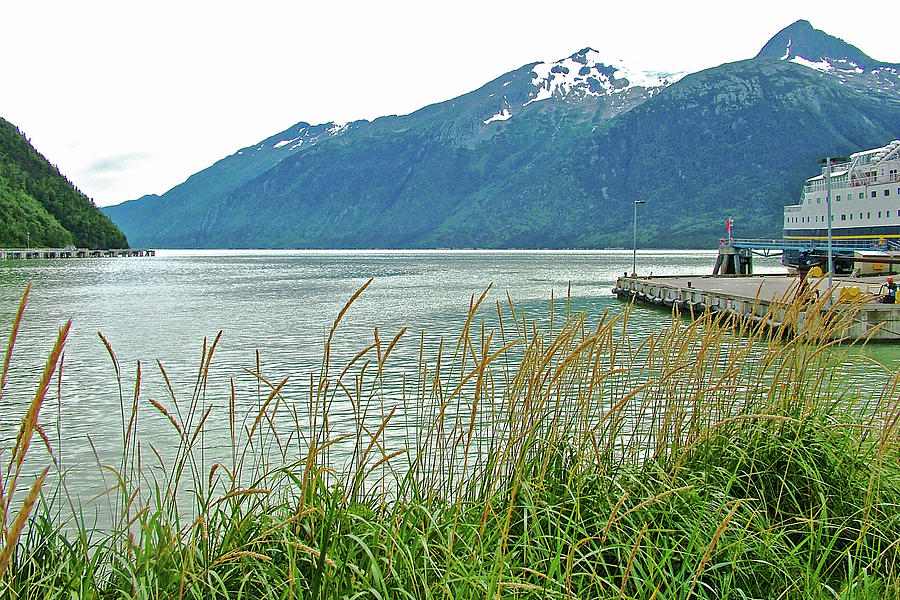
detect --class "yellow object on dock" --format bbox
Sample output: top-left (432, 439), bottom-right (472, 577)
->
top-left (839, 286), bottom-right (862, 302)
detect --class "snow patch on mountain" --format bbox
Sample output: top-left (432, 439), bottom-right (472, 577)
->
top-left (269, 123), bottom-right (349, 153)
top-left (327, 122), bottom-right (348, 135)
top-left (483, 108), bottom-right (512, 124)
top-left (525, 48), bottom-right (685, 106)
top-left (787, 54), bottom-right (866, 74)
top-left (790, 56), bottom-right (831, 72)
top-left (780, 39), bottom-right (792, 60)
top-left (274, 136), bottom-right (301, 149)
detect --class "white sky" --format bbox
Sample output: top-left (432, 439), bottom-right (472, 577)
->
top-left (2, 0), bottom-right (897, 207)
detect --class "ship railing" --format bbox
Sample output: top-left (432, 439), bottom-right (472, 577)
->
top-left (804, 179), bottom-right (858, 193)
top-left (725, 238), bottom-right (889, 252)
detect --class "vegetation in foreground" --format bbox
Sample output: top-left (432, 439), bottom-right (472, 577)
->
top-left (2, 281), bottom-right (900, 599)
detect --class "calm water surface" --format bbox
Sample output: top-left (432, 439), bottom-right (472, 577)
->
top-left (0, 250), bottom-right (896, 506)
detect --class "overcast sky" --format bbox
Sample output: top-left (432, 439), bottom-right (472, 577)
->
top-left (2, 1), bottom-right (897, 207)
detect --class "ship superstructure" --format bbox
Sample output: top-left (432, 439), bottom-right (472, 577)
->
top-left (784, 140), bottom-right (900, 241)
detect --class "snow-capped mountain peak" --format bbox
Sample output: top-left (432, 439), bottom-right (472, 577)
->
top-left (526, 48), bottom-right (686, 105)
top-left (758, 19), bottom-right (876, 72)
top-left (757, 20), bottom-right (900, 95)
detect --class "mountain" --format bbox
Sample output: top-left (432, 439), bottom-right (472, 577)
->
top-left (756, 19), bottom-right (900, 97)
top-left (103, 22), bottom-right (900, 249)
top-left (0, 117), bottom-right (129, 249)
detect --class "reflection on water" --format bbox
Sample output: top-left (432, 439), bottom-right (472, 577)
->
top-left (0, 249), bottom-right (897, 508)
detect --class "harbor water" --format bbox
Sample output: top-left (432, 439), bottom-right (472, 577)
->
top-left (0, 249), bottom-right (897, 510)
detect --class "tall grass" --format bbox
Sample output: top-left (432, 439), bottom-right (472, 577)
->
top-left (2, 280), bottom-right (900, 599)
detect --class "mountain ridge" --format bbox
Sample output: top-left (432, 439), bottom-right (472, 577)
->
top-left (103, 20), bottom-right (900, 249)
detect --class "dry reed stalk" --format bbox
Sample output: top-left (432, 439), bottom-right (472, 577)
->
top-left (0, 465), bottom-right (48, 579)
top-left (281, 541), bottom-right (338, 567)
top-left (211, 487), bottom-right (271, 506)
top-left (323, 278), bottom-right (373, 373)
top-left (188, 405), bottom-right (213, 448)
top-left (618, 522), bottom-right (647, 598)
top-left (616, 485), bottom-right (694, 524)
top-left (0, 283), bottom-right (29, 402)
top-left (686, 498), bottom-right (753, 600)
top-left (356, 407), bottom-right (396, 466)
top-left (3, 316), bottom-right (69, 551)
top-left (150, 398), bottom-right (183, 435)
top-left (240, 378), bottom-right (288, 459)
top-left (210, 550), bottom-right (271, 566)
top-left (362, 449), bottom-right (406, 482)
top-left (337, 340), bottom-right (378, 383)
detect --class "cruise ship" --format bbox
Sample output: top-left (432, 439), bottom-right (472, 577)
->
top-left (784, 139), bottom-right (900, 242)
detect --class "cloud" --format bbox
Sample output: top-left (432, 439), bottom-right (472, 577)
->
top-left (83, 152), bottom-right (151, 176)
top-left (74, 153), bottom-right (155, 201)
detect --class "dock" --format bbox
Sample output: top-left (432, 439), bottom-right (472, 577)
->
top-left (0, 247), bottom-right (155, 260)
top-left (612, 273), bottom-right (900, 342)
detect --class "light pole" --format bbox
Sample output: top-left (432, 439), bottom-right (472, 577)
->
top-left (632, 200), bottom-right (645, 277)
top-left (819, 156), bottom-right (847, 291)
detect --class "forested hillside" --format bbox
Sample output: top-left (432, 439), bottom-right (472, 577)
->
top-left (0, 117), bottom-right (128, 249)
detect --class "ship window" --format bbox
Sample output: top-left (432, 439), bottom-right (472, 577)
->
top-left (836, 195), bottom-right (841, 201)
top-left (841, 214), bottom-right (846, 221)
top-left (860, 193), bottom-right (865, 199)
top-left (850, 214), bottom-right (853, 220)
top-left (860, 213), bottom-right (864, 219)
top-left (867, 212), bottom-right (871, 219)
top-left (879, 211), bottom-right (883, 218)
top-left (872, 191), bottom-right (877, 198)
top-left (817, 197), bottom-right (822, 204)
top-left (886, 190), bottom-right (890, 197)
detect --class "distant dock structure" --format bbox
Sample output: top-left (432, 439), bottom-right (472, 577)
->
top-left (0, 246), bottom-right (155, 260)
top-left (613, 272), bottom-right (900, 342)
top-left (613, 237), bottom-right (900, 342)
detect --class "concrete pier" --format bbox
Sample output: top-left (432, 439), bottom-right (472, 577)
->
top-left (0, 247), bottom-right (154, 260)
top-left (612, 274), bottom-right (900, 342)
